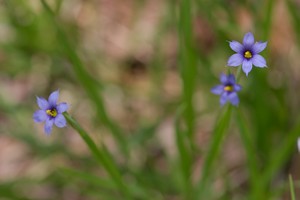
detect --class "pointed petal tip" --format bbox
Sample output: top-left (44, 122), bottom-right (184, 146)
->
top-left (242, 60), bottom-right (253, 76)
top-left (44, 119), bottom-right (54, 135)
top-left (252, 41), bottom-right (267, 54)
top-left (229, 41), bottom-right (244, 53)
top-left (252, 55), bottom-right (267, 68)
top-left (211, 85), bottom-right (224, 95)
top-left (36, 97), bottom-right (49, 110)
top-left (54, 114), bottom-right (67, 128)
top-left (57, 102), bottom-right (69, 113)
top-left (243, 32), bottom-right (255, 47)
top-left (33, 110), bottom-right (47, 123)
top-left (48, 90), bottom-right (60, 106)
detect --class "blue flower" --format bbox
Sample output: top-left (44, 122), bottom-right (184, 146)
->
top-left (227, 32), bottom-right (267, 76)
top-left (211, 73), bottom-right (242, 106)
top-left (33, 90), bottom-right (68, 135)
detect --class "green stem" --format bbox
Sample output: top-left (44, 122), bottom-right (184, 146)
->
top-left (235, 109), bottom-right (260, 199)
top-left (40, 0), bottom-right (128, 156)
top-left (196, 105), bottom-right (232, 198)
top-left (178, 0), bottom-right (197, 140)
top-left (289, 174), bottom-right (296, 200)
top-left (63, 113), bottom-right (132, 199)
top-left (251, 115), bottom-right (300, 199)
top-left (260, 117), bottom-right (300, 190)
top-left (175, 106), bottom-right (193, 199)
top-left (236, 66), bottom-right (242, 83)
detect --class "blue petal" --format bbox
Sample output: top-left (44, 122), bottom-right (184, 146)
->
top-left (228, 92), bottom-right (239, 106)
top-left (220, 93), bottom-right (228, 106)
top-left (220, 73), bottom-right (227, 84)
top-left (227, 53), bottom-right (243, 66)
top-left (48, 90), bottom-right (59, 107)
top-left (54, 114), bottom-right (67, 128)
top-left (227, 74), bottom-right (236, 85)
top-left (252, 42), bottom-right (267, 54)
top-left (36, 97), bottom-right (49, 110)
top-left (242, 60), bottom-right (253, 76)
top-left (229, 41), bottom-right (244, 53)
top-left (57, 102), bottom-right (68, 113)
top-left (44, 118), bottom-right (54, 135)
top-left (252, 55), bottom-right (267, 68)
top-left (33, 110), bottom-right (47, 123)
top-left (211, 85), bottom-right (224, 95)
top-left (243, 32), bottom-right (255, 47)
top-left (234, 84), bottom-right (242, 92)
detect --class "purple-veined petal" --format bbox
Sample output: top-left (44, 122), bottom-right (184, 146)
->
top-left (220, 93), bottom-right (228, 106)
top-left (243, 32), bottom-right (255, 47)
top-left (33, 110), bottom-right (47, 123)
top-left (36, 97), bottom-right (49, 110)
top-left (54, 114), bottom-right (67, 128)
top-left (252, 42), bottom-right (267, 54)
top-left (48, 90), bottom-right (59, 107)
top-left (229, 41), bottom-right (244, 53)
top-left (242, 60), bottom-right (253, 76)
top-left (227, 74), bottom-right (236, 85)
top-left (220, 73), bottom-right (227, 84)
top-left (227, 53), bottom-right (243, 66)
top-left (57, 102), bottom-right (68, 113)
top-left (252, 55), bottom-right (267, 68)
top-left (234, 84), bottom-right (242, 92)
top-left (211, 85), bottom-right (224, 95)
top-left (44, 118), bottom-right (54, 135)
top-left (228, 92), bottom-right (239, 106)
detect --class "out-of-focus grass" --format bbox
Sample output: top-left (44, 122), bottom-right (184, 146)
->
top-left (1, 0), bottom-right (300, 199)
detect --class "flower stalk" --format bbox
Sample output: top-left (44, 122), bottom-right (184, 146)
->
top-left (63, 112), bottom-right (132, 199)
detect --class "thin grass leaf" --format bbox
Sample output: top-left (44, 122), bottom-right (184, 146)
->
top-left (261, 0), bottom-right (275, 40)
top-left (61, 167), bottom-right (151, 199)
top-left (175, 105), bottom-right (193, 199)
top-left (178, 0), bottom-right (197, 140)
top-left (63, 113), bottom-right (132, 199)
top-left (235, 109), bottom-right (260, 199)
top-left (289, 174), bottom-right (296, 200)
top-left (260, 116), bottom-right (300, 191)
top-left (40, 0), bottom-right (128, 156)
top-left (196, 105), bottom-right (232, 199)
top-left (286, 0), bottom-right (300, 47)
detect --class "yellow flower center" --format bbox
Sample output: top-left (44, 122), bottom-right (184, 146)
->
top-left (224, 85), bottom-right (233, 92)
top-left (244, 50), bottom-right (252, 59)
top-left (46, 109), bottom-right (57, 117)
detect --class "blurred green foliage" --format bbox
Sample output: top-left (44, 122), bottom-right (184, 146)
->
top-left (1, 0), bottom-right (300, 199)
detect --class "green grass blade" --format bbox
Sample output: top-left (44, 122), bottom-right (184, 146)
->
top-left (40, 0), bottom-right (128, 155)
top-left (261, 116), bottom-right (300, 190)
top-left (261, 0), bottom-right (275, 40)
top-left (196, 105), bottom-right (232, 198)
top-left (61, 167), bottom-right (151, 199)
top-left (289, 174), bottom-right (296, 200)
top-left (63, 113), bottom-right (132, 199)
top-left (178, 0), bottom-right (197, 139)
top-left (286, 0), bottom-right (300, 48)
top-left (175, 105), bottom-right (193, 199)
top-left (235, 109), bottom-right (260, 199)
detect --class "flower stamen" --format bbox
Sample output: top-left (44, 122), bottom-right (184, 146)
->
top-left (224, 85), bottom-right (233, 92)
top-left (46, 109), bottom-right (57, 117)
top-left (244, 50), bottom-right (252, 59)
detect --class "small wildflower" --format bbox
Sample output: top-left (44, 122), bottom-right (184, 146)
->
top-left (33, 90), bottom-right (68, 135)
top-left (211, 73), bottom-right (242, 106)
top-left (227, 32), bottom-right (267, 76)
